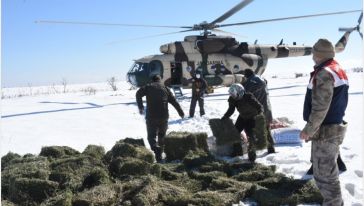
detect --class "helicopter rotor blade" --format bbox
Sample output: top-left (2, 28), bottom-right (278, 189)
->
top-left (211, 29), bottom-right (247, 38)
top-left (218, 10), bottom-right (361, 28)
top-left (106, 29), bottom-right (194, 45)
top-left (35, 20), bottom-right (193, 29)
top-left (210, 0), bottom-right (254, 25)
top-left (358, 12), bottom-right (363, 24)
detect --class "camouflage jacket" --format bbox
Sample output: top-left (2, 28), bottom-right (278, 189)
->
top-left (136, 82), bottom-right (184, 120)
top-left (302, 59), bottom-right (349, 137)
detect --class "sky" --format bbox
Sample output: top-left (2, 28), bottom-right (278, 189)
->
top-left (1, 0), bottom-right (363, 87)
top-left (1, 72), bottom-right (363, 204)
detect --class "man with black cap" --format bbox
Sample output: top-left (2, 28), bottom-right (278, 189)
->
top-left (300, 39), bottom-right (349, 206)
top-left (242, 68), bottom-right (275, 154)
top-left (136, 75), bottom-right (185, 162)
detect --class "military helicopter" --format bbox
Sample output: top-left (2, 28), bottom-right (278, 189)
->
top-left (37, 0), bottom-right (362, 89)
top-left (123, 1), bottom-right (361, 88)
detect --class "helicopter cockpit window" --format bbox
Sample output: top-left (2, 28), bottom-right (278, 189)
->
top-left (149, 60), bottom-right (163, 77)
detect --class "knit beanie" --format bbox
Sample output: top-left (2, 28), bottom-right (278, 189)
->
top-left (312, 38), bottom-right (335, 59)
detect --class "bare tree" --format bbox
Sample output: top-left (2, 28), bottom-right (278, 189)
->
top-left (61, 78), bottom-right (68, 93)
top-left (27, 83), bottom-right (33, 96)
top-left (107, 77), bottom-right (118, 91)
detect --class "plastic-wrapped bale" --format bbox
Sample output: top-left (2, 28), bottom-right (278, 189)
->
top-left (39, 146), bottom-right (80, 158)
top-left (164, 131), bottom-right (208, 161)
top-left (82, 145), bottom-right (105, 160)
top-left (103, 139), bottom-right (154, 164)
top-left (8, 177), bottom-right (58, 204)
top-left (271, 127), bottom-right (302, 145)
top-left (209, 118), bottom-right (241, 145)
top-left (253, 113), bottom-right (268, 150)
top-left (72, 184), bottom-right (121, 206)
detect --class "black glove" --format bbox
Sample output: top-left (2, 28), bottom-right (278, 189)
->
top-left (221, 116), bottom-right (228, 121)
top-left (179, 111), bottom-right (185, 119)
top-left (139, 108), bottom-right (144, 115)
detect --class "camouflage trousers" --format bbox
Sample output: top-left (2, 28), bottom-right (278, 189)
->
top-left (311, 121), bottom-right (347, 206)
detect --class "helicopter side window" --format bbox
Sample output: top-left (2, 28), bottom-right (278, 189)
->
top-left (149, 60), bottom-right (163, 78)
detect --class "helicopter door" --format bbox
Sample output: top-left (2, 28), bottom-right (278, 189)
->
top-left (170, 62), bottom-right (182, 85)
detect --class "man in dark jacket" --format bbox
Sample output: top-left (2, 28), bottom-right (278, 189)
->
top-left (189, 72), bottom-right (207, 118)
top-left (136, 75), bottom-right (185, 162)
top-left (242, 69), bottom-right (275, 154)
top-left (221, 83), bottom-right (263, 162)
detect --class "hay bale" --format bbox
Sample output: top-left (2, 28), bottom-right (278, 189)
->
top-left (209, 118), bottom-right (241, 145)
top-left (254, 113), bottom-right (267, 150)
top-left (164, 131), bottom-right (208, 161)
top-left (182, 150), bottom-right (214, 169)
top-left (8, 178), bottom-right (58, 204)
top-left (108, 157), bottom-right (152, 178)
top-left (233, 165), bottom-right (276, 182)
top-left (40, 191), bottom-right (73, 206)
top-left (49, 155), bottom-right (105, 191)
top-left (188, 171), bottom-right (227, 189)
top-left (40, 146), bottom-right (80, 158)
top-left (82, 168), bottom-right (110, 189)
top-left (252, 176), bottom-right (323, 205)
top-left (121, 138), bottom-right (145, 146)
top-left (72, 184), bottom-right (121, 206)
top-left (82, 145), bottom-right (105, 159)
top-left (1, 156), bottom-right (50, 197)
top-left (104, 141), bottom-right (154, 164)
top-left (191, 190), bottom-right (244, 206)
top-left (1, 152), bottom-right (21, 170)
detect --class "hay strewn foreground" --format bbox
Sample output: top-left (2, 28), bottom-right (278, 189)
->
top-left (1, 133), bottom-right (322, 206)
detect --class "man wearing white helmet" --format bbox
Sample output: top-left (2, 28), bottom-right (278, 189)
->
top-left (221, 83), bottom-right (263, 162)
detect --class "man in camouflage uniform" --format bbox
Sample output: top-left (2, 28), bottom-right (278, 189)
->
top-left (136, 75), bottom-right (185, 162)
top-left (242, 69), bottom-right (275, 154)
top-left (300, 39), bottom-right (348, 206)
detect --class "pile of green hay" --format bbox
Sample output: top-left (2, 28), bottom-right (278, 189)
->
top-left (1, 135), bottom-right (323, 206)
top-left (164, 131), bottom-right (208, 161)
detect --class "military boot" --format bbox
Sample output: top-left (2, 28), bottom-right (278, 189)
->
top-left (153, 146), bottom-right (162, 163)
top-left (337, 154), bottom-right (347, 172)
top-left (248, 144), bottom-right (256, 163)
top-left (267, 145), bottom-right (275, 154)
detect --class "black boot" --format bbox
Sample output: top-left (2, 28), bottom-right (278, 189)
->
top-left (231, 142), bottom-right (243, 157)
top-left (337, 154), bottom-right (347, 172)
top-left (153, 146), bottom-right (162, 163)
top-left (267, 145), bottom-right (275, 154)
top-left (248, 150), bottom-right (256, 163)
top-left (306, 165), bottom-right (313, 175)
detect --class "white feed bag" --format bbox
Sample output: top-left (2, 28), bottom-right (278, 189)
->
top-left (271, 127), bottom-right (302, 144)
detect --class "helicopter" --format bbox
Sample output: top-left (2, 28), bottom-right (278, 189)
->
top-left (123, 0), bottom-right (362, 89)
top-left (36, 0), bottom-right (362, 89)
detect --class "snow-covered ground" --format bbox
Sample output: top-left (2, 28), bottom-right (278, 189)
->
top-left (1, 72), bottom-right (363, 205)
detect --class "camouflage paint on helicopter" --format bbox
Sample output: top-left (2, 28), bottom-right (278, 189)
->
top-left (127, 29), bottom-right (353, 88)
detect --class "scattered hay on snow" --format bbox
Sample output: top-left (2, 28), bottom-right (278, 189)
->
top-left (1, 135), bottom-right (323, 206)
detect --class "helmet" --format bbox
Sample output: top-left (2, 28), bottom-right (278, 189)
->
top-left (228, 83), bottom-right (245, 99)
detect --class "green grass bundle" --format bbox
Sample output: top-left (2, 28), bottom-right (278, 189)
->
top-left (209, 118), bottom-right (241, 145)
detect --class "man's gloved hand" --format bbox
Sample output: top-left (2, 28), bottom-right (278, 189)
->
top-left (139, 108), bottom-right (144, 115)
top-left (221, 116), bottom-right (228, 121)
top-left (179, 111), bottom-right (185, 119)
